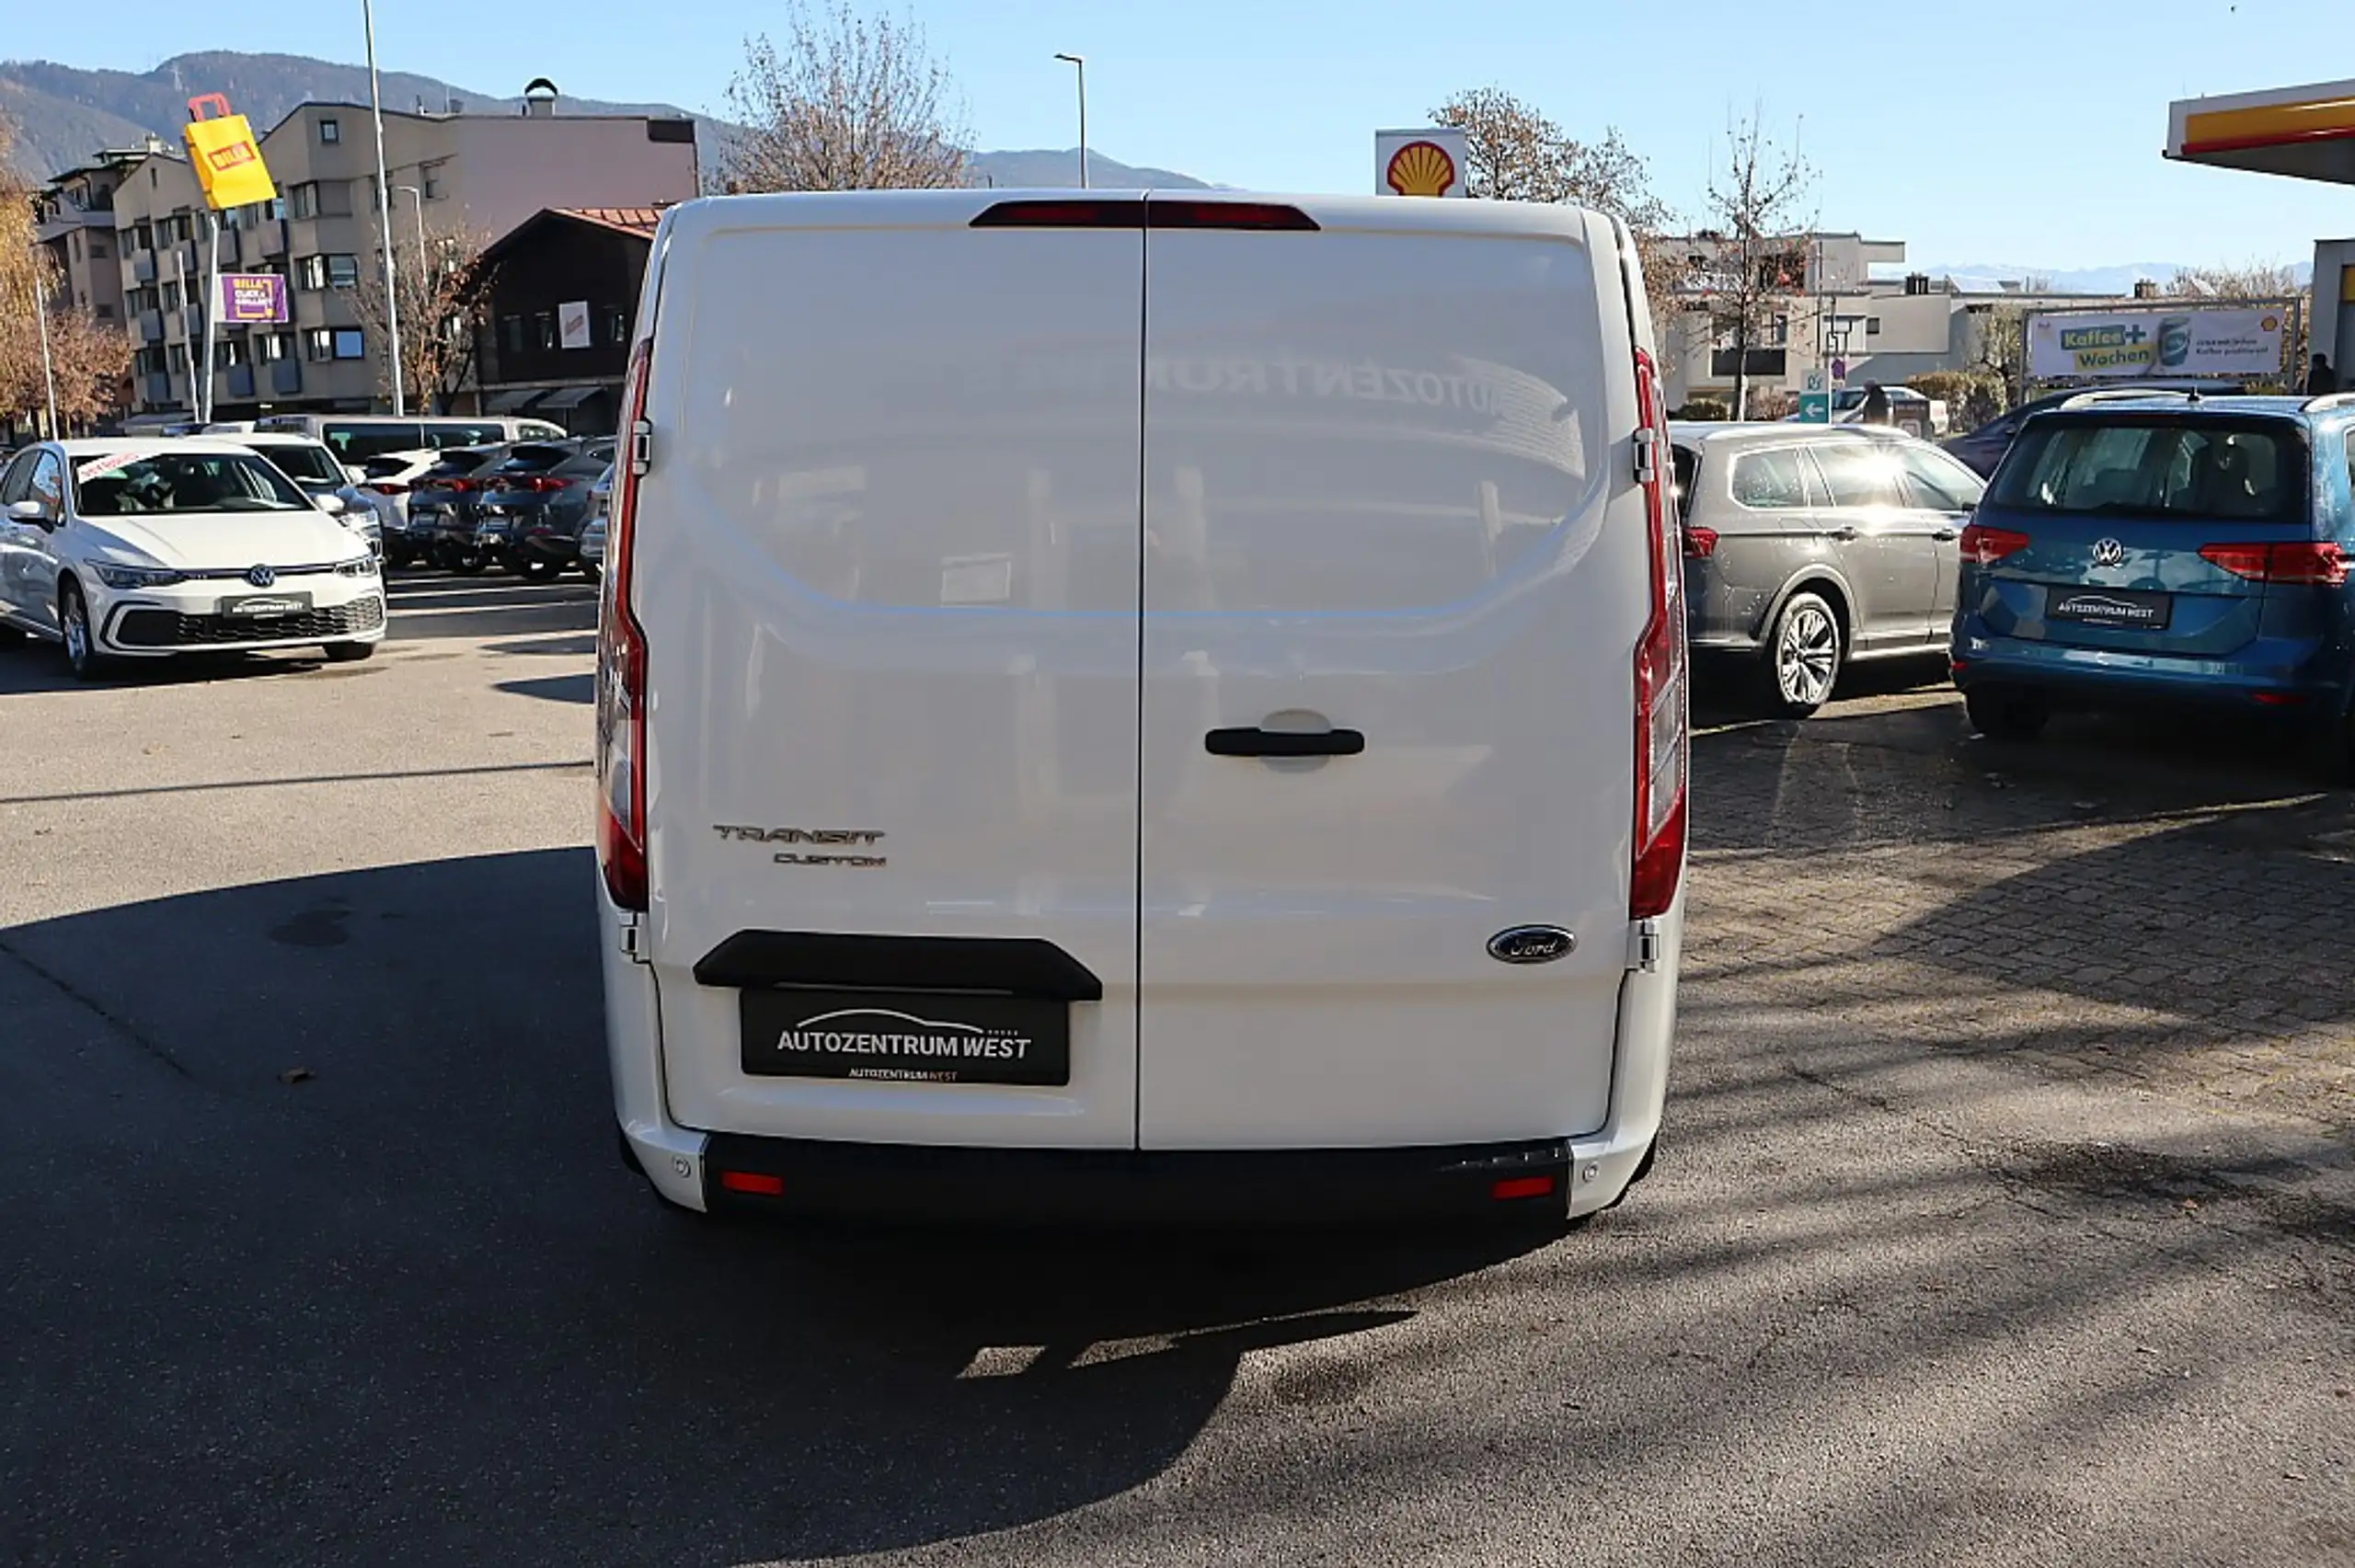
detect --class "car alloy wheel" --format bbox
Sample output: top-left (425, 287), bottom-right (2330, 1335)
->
top-left (1768, 592), bottom-right (1841, 717)
top-left (61, 585), bottom-right (103, 681)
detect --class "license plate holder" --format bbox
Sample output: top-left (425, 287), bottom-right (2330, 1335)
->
top-left (740, 988), bottom-right (1071, 1086)
top-left (217, 590), bottom-right (315, 617)
top-left (2047, 586), bottom-right (2171, 629)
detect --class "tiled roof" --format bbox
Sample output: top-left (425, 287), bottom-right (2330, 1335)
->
top-left (555, 206), bottom-right (670, 237)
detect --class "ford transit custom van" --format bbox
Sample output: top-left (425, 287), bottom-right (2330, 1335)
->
top-left (597, 189), bottom-right (1688, 1224)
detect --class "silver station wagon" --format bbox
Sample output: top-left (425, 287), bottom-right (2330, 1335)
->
top-left (1671, 422), bottom-right (1986, 716)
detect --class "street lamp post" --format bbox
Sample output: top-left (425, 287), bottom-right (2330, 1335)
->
top-left (394, 185), bottom-right (428, 280)
top-left (30, 259), bottom-right (60, 439)
top-left (1053, 53), bottom-right (1087, 189)
top-left (362, 0), bottom-right (406, 416)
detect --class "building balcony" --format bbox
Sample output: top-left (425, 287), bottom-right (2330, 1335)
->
top-left (225, 364), bottom-right (257, 400)
top-left (258, 218), bottom-right (288, 258)
top-left (132, 253), bottom-right (157, 284)
top-left (215, 226), bottom-right (243, 267)
top-left (141, 372), bottom-right (174, 407)
top-left (270, 360), bottom-right (304, 397)
top-left (138, 310), bottom-right (166, 344)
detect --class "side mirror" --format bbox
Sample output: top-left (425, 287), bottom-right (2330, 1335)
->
top-left (343, 465), bottom-right (367, 486)
top-left (6, 498), bottom-right (49, 525)
top-left (315, 492), bottom-right (349, 515)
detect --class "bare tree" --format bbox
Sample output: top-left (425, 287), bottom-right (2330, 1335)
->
top-left (1429, 87), bottom-right (1683, 336)
top-left (1693, 109), bottom-right (1811, 419)
top-left (0, 114), bottom-right (128, 436)
top-left (346, 226), bottom-right (499, 414)
top-left (722, 1), bottom-right (970, 192)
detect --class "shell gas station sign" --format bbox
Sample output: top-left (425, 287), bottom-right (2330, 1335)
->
top-left (1375, 128), bottom-right (1470, 198)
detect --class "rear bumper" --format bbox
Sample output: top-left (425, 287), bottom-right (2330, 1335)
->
top-left (1951, 624), bottom-right (2343, 715)
top-left (696, 1133), bottom-right (1591, 1225)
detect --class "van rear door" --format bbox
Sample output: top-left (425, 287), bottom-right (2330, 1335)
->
top-left (638, 192), bottom-right (1145, 1149)
top-left (1135, 197), bottom-right (1645, 1149)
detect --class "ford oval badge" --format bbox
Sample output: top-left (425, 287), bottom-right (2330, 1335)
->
top-left (1488, 925), bottom-right (1575, 965)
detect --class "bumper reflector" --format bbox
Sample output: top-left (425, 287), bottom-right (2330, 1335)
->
top-left (718, 1170), bottom-right (785, 1196)
top-left (1490, 1174), bottom-right (1557, 1201)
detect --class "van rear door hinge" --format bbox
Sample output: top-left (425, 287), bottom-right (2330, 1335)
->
top-left (628, 419), bottom-right (653, 476)
top-left (1627, 918), bottom-right (1663, 974)
top-left (1632, 426), bottom-right (1660, 486)
top-left (620, 915), bottom-right (649, 964)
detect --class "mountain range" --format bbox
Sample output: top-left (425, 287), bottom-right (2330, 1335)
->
top-left (0, 51), bottom-right (1208, 192)
top-left (1915, 261), bottom-right (2315, 295)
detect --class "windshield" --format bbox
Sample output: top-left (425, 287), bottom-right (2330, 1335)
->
top-left (72, 451), bottom-right (312, 516)
top-left (1991, 419), bottom-right (2305, 522)
top-left (247, 442), bottom-right (344, 485)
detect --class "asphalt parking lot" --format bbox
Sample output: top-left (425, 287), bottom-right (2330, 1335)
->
top-left (2, 576), bottom-right (2349, 1568)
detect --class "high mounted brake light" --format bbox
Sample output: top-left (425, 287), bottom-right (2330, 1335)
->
top-left (970, 199), bottom-right (1317, 231)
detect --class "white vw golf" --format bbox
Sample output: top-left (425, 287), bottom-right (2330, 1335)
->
top-left (0, 438), bottom-right (386, 679)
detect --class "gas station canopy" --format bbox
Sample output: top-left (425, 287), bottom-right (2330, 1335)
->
top-left (2167, 78), bottom-right (2355, 185)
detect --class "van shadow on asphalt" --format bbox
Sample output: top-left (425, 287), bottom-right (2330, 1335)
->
top-left (0, 846), bottom-right (1546, 1564)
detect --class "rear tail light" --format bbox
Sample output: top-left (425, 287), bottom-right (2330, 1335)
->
top-left (523, 475), bottom-right (578, 493)
top-left (1682, 525), bottom-right (1718, 559)
top-left (2200, 542), bottom-right (2348, 585)
top-left (1629, 347), bottom-right (1688, 922)
top-left (1959, 523), bottom-right (2030, 565)
top-left (367, 481), bottom-right (408, 496)
top-left (596, 341), bottom-right (653, 911)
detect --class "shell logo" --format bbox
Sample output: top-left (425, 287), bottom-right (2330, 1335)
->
top-left (2261, 315), bottom-right (2280, 332)
top-left (1385, 139), bottom-right (1458, 198)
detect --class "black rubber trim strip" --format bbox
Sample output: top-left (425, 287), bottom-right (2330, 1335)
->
top-left (1204, 727), bottom-right (1365, 758)
top-left (692, 930), bottom-right (1104, 1001)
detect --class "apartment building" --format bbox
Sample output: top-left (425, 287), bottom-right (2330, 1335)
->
top-left (32, 142), bottom-right (165, 329)
top-left (106, 87), bottom-right (698, 419)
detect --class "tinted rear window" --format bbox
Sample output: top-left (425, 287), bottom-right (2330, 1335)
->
top-left (1729, 447), bottom-right (1811, 509)
top-left (1993, 419), bottom-right (2304, 522)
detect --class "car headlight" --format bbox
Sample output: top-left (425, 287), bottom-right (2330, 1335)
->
top-left (92, 563), bottom-right (186, 589)
top-left (335, 556), bottom-right (379, 578)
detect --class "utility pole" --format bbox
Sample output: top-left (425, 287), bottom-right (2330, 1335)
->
top-left (363, 0), bottom-right (406, 415)
top-left (1053, 54), bottom-right (1087, 189)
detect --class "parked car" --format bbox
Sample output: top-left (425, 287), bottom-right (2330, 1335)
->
top-left (576, 466), bottom-right (612, 581)
top-left (352, 450), bottom-right (442, 566)
top-left (600, 189), bottom-right (1687, 1225)
top-left (1951, 392), bottom-right (2355, 771)
top-left (1672, 420), bottom-right (1987, 716)
top-left (0, 438), bottom-right (385, 678)
top-left (1943, 381), bottom-right (2251, 478)
top-left (406, 446), bottom-right (513, 573)
top-left (223, 432), bottom-right (382, 556)
top-left (250, 414), bottom-right (569, 463)
top-left (474, 440), bottom-right (616, 580)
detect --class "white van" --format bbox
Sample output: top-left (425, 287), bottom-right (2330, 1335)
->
top-left (251, 414), bottom-right (568, 463)
top-left (597, 189), bottom-right (1688, 1224)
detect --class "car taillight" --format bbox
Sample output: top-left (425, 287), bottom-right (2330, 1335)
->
top-left (368, 481), bottom-right (408, 496)
top-left (523, 475), bottom-right (577, 493)
top-left (2200, 542), bottom-right (2348, 586)
top-left (1682, 525), bottom-right (1718, 558)
top-left (597, 341), bottom-right (653, 911)
top-left (1959, 523), bottom-right (2030, 566)
top-left (1629, 347), bottom-right (1687, 922)
top-left (448, 478), bottom-right (477, 493)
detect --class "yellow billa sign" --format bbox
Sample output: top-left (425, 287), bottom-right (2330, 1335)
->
top-left (183, 94), bottom-right (279, 212)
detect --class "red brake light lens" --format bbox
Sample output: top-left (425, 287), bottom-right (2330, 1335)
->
top-left (1683, 525), bottom-right (1718, 559)
top-left (1629, 347), bottom-right (1688, 922)
top-left (596, 341), bottom-right (653, 911)
top-left (1959, 523), bottom-right (2030, 566)
top-left (2200, 542), bottom-right (2347, 585)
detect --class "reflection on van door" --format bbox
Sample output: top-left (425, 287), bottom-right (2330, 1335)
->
top-left (1135, 206), bottom-right (1643, 1150)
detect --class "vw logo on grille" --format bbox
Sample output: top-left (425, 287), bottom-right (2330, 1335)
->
top-left (245, 565), bottom-right (276, 588)
top-left (2089, 538), bottom-right (2127, 569)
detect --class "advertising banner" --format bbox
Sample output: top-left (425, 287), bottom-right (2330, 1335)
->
top-left (2028, 306), bottom-right (2287, 380)
top-left (1375, 128), bottom-right (1470, 198)
top-left (218, 273), bottom-right (288, 325)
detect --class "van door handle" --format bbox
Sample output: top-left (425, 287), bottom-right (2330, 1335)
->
top-left (1827, 525), bottom-right (1860, 542)
top-left (1205, 727), bottom-right (1365, 759)
top-left (1933, 526), bottom-right (1959, 541)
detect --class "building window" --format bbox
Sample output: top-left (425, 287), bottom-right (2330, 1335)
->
top-left (534, 312), bottom-right (556, 350)
top-left (327, 254), bottom-right (360, 289)
top-left (334, 328), bottom-right (366, 360)
top-left (420, 163), bottom-right (446, 200)
top-left (500, 315), bottom-right (525, 353)
top-left (319, 117), bottom-right (340, 143)
top-left (215, 338), bottom-right (247, 369)
top-left (290, 183), bottom-right (318, 220)
top-left (602, 304), bottom-right (628, 346)
top-left (162, 280), bottom-right (182, 311)
top-left (89, 237), bottom-right (109, 260)
top-left (1867, 316), bottom-right (1882, 337)
top-left (295, 255), bottom-right (328, 292)
top-left (95, 303), bottom-right (114, 320)
top-left (254, 333), bottom-right (287, 362)
top-left (133, 220), bottom-right (153, 250)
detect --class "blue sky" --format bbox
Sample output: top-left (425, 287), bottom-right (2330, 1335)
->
top-left (80, 0), bottom-right (2347, 269)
